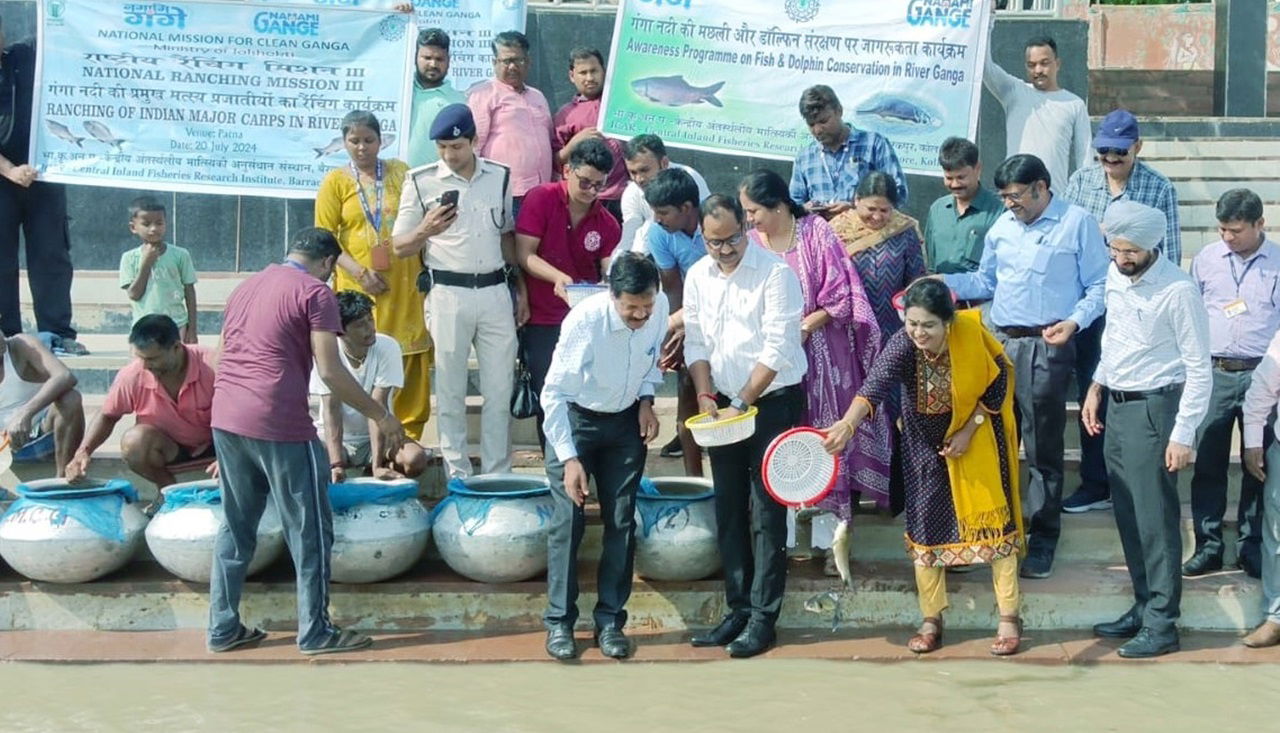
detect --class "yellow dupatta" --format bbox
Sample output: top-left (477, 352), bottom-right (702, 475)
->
top-left (944, 310), bottom-right (1023, 545)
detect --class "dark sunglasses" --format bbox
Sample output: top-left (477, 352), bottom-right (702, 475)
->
top-left (1096, 147), bottom-right (1130, 157)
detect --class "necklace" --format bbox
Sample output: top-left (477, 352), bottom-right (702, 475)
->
top-left (342, 345), bottom-right (367, 368)
top-left (766, 215), bottom-right (797, 254)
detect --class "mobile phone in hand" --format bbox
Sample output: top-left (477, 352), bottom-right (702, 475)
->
top-left (440, 189), bottom-right (459, 208)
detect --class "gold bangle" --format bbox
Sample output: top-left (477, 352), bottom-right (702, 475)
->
top-left (853, 394), bottom-right (875, 420)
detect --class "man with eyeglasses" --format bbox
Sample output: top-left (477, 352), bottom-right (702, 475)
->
top-left (406, 28), bottom-right (465, 167)
top-left (1081, 200), bottom-right (1210, 659)
top-left (943, 153), bottom-right (1108, 580)
top-left (467, 30), bottom-right (553, 218)
top-left (683, 194), bottom-right (806, 658)
top-left (1186, 189), bottom-right (1280, 580)
top-left (1061, 109), bottom-right (1183, 516)
top-left (515, 138), bottom-right (622, 452)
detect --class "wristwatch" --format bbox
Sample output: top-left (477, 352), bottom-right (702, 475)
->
top-left (730, 396), bottom-right (750, 412)
top-left (973, 414), bottom-right (986, 426)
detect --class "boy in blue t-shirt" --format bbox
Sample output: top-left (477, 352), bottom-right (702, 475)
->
top-left (118, 196), bottom-right (198, 343)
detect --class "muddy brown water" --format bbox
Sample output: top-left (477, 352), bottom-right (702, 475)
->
top-left (1, 660), bottom-right (1274, 731)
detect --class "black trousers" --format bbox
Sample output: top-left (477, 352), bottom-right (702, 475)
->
top-left (707, 385), bottom-right (804, 626)
top-left (543, 402), bottom-right (647, 631)
top-left (0, 180), bottom-right (74, 339)
top-left (521, 324), bottom-right (561, 453)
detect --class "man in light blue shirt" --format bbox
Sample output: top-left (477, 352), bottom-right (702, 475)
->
top-left (540, 252), bottom-right (667, 662)
top-left (406, 28), bottom-right (466, 167)
top-left (944, 153), bottom-right (1108, 580)
top-left (643, 167), bottom-right (707, 475)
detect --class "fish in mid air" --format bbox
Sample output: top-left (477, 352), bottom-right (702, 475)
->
top-left (46, 120), bottom-right (84, 147)
top-left (854, 97), bottom-right (942, 129)
top-left (83, 120), bottom-right (126, 151)
top-left (313, 136), bottom-right (344, 158)
top-left (631, 75), bottom-right (725, 108)
top-left (831, 519), bottom-right (852, 588)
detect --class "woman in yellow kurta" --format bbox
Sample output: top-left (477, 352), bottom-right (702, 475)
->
top-left (315, 110), bottom-right (431, 440)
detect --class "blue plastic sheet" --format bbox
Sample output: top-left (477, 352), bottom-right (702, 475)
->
top-left (1, 479), bottom-right (139, 542)
top-left (328, 480), bottom-right (418, 513)
top-left (156, 485), bottom-right (221, 514)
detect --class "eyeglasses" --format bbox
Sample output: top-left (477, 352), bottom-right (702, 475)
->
top-left (704, 232), bottom-right (745, 251)
top-left (1107, 245), bottom-right (1144, 259)
top-left (495, 56), bottom-right (528, 67)
top-left (998, 186), bottom-right (1035, 203)
top-left (1096, 147), bottom-right (1130, 157)
top-left (570, 170), bottom-right (607, 192)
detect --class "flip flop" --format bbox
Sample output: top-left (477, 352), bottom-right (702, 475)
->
top-left (208, 625), bottom-right (267, 653)
top-left (56, 338), bottom-right (90, 356)
top-left (300, 628), bottom-right (373, 656)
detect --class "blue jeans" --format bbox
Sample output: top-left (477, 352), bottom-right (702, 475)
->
top-left (208, 429), bottom-right (337, 650)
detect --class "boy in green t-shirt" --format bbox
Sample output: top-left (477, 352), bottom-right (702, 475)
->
top-left (118, 196), bottom-right (198, 343)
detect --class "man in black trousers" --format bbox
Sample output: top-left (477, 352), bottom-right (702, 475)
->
top-left (683, 195), bottom-right (806, 658)
top-left (0, 17), bottom-right (83, 354)
top-left (540, 252), bottom-right (667, 660)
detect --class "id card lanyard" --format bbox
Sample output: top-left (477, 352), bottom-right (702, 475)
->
top-left (351, 159), bottom-right (385, 236)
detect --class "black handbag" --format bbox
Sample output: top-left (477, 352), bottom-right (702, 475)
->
top-left (511, 332), bottom-right (539, 420)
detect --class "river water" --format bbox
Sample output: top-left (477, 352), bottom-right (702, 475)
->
top-left (1, 660), bottom-right (1273, 731)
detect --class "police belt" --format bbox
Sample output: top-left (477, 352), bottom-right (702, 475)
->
top-left (418, 268), bottom-right (506, 293)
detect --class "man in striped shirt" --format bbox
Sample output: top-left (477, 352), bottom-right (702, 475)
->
top-left (1081, 200), bottom-right (1211, 658)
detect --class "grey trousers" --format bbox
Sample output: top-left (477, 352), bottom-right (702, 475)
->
top-left (1189, 368), bottom-right (1269, 564)
top-left (208, 429), bottom-right (337, 650)
top-left (1263, 442), bottom-right (1280, 624)
top-left (543, 402), bottom-right (646, 631)
top-left (1104, 388), bottom-right (1184, 634)
top-left (996, 332), bottom-right (1075, 554)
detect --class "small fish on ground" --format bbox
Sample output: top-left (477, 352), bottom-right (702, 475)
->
top-left (313, 136), bottom-right (344, 158)
top-left (45, 120), bottom-right (84, 148)
top-left (630, 75), bottom-right (725, 108)
top-left (83, 120), bottom-right (125, 151)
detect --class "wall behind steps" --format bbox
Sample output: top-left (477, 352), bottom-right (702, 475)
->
top-left (0, 2), bottom-right (1086, 273)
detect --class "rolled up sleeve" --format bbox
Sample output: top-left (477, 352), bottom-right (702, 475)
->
top-left (1244, 333), bottom-right (1280, 449)
top-left (756, 265), bottom-right (803, 373)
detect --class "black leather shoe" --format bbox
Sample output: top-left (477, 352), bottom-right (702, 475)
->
top-left (690, 614), bottom-right (748, 647)
top-left (1093, 608), bottom-right (1143, 639)
top-left (1181, 550), bottom-right (1223, 577)
top-left (1019, 548), bottom-right (1054, 579)
top-left (1238, 554), bottom-right (1262, 580)
top-left (1117, 627), bottom-right (1180, 659)
top-left (595, 627), bottom-right (632, 659)
top-left (545, 627), bottom-right (577, 661)
top-left (726, 622), bottom-right (776, 658)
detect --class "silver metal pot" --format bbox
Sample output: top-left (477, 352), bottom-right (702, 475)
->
top-left (330, 478), bottom-right (432, 584)
top-left (634, 477), bottom-right (721, 581)
top-left (144, 479), bottom-right (285, 583)
top-left (433, 473), bottom-right (554, 583)
top-left (0, 478), bottom-right (148, 583)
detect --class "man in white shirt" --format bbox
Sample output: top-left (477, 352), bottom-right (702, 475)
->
top-left (540, 252), bottom-right (666, 661)
top-left (983, 20), bottom-right (1091, 194)
top-left (1241, 328), bottom-right (1280, 649)
top-left (310, 291), bottom-right (427, 482)
top-left (619, 134), bottom-right (711, 255)
top-left (1080, 201), bottom-right (1210, 659)
top-left (684, 194), bottom-right (806, 658)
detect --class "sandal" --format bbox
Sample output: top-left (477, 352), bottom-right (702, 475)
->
top-left (907, 617), bottom-right (944, 653)
top-left (990, 615), bottom-right (1022, 656)
top-left (208, 625), bottom-right (267, 653)
top-left (56, 337), bottom-right (90, 356)
top-left (300, 628), bottom-right (373, 656)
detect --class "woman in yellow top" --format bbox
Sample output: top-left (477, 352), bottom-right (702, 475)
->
top-left (315, 110), bottom-right (430, 440)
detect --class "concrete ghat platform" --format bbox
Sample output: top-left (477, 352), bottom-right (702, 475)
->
top-left (5, 629), bottom-right (1279, 666)
top-left (0, 555), bottom-right (1261, 635)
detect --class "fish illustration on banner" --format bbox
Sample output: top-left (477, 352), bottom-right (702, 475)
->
top-left (630, 76), bottom-right (725, 108)
top-left (45, 120), bottom-right (83, 148)
top-left (599, 0), bottom-right (994, 176)
top-left (83, 120), bottom-right (126, 151)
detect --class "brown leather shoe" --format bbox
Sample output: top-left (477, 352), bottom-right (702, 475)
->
top-left (990, 615), bottom-right (1023, 656)
top-left (1242, 620), bottom-right (1280, 648)
top-left (907, 617), bottom-right (943, 654)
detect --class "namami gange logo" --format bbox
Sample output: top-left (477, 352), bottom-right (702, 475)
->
top-left (123, 3), bottom-right (188, 29)
top-left (906, 0), bottom-right (974, 28)
top-left (253, 11), bottom-right (321, 37)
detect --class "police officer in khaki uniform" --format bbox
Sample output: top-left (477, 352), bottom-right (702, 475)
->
top-left (392, 104), bottom-right (528, 479)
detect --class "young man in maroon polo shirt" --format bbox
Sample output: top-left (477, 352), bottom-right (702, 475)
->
top-left (515, 138), bottom-right (622, 451)
top-left (552, 47), bottom-right (628, 222)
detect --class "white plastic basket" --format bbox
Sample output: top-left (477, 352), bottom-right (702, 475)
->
top-left (684, 407), bottom-right (759, 447)
top-left (565, 283), bottom-right (608, 308)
